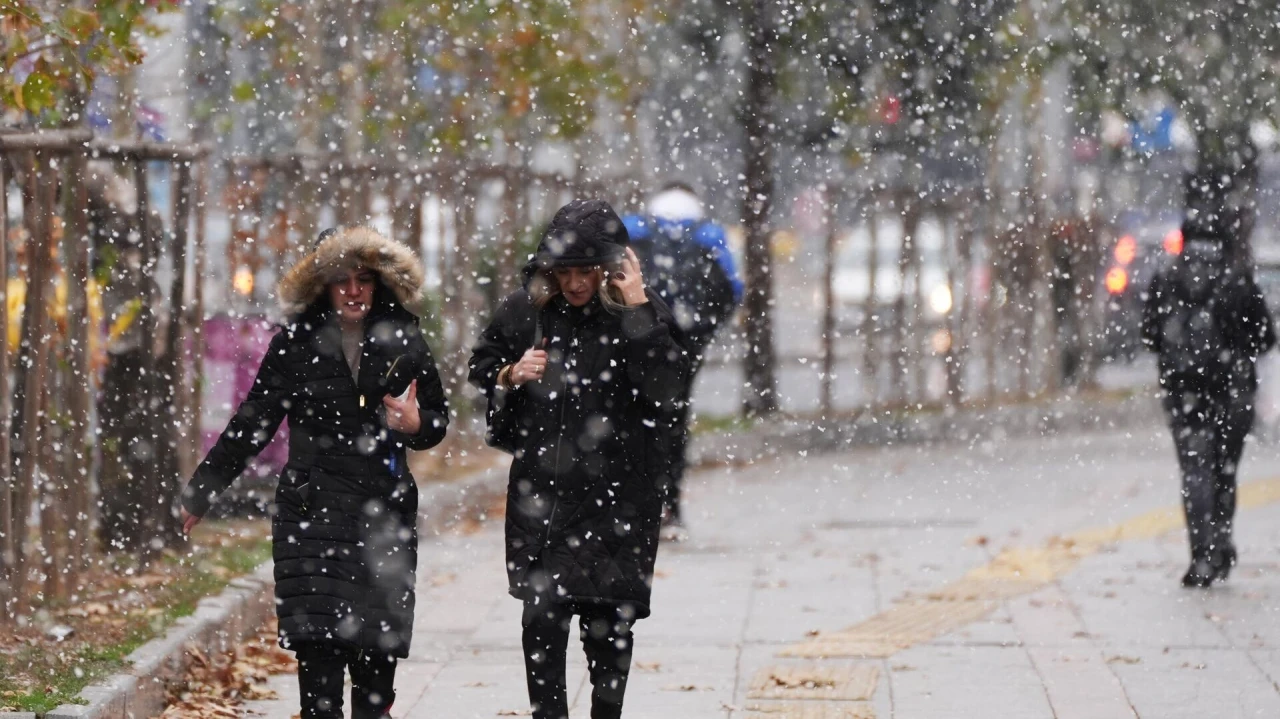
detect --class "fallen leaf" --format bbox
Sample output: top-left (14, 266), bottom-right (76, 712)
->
top-left (663, 684), bottom-right (712, 692)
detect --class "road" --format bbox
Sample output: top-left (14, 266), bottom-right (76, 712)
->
top-left (235, 421), bottom-right (1280, 718)
top-left (689, 263), bottom-right (1155, 417)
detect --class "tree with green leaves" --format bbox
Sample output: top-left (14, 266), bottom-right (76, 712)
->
top-left (656, 0), bottom-right (1028, 415)
top-left (1, 1), bottom-right (174, 126)
top-left (1064, 0), bottom-right (1280, 210)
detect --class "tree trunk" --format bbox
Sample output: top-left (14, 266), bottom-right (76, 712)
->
top-left (13, 154), bottom-right (58, 607)
top-left (819, 192), bottom-right (837, 417)
top-left (739, 0), bottom-right (778, 417)
top-left (61, 149), bottom-right (92, 586)
top-left (861, 194), bottom-right (881, 408)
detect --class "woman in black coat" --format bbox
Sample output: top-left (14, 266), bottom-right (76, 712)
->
top-left (469, 199), bottom-right (688, 719)
top-left (180, 227), bottom-right (449, 719)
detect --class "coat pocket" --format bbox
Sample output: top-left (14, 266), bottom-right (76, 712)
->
top-left (274, 467), bottom-right (311, 520)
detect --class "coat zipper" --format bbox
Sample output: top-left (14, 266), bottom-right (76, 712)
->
top-left (543, 323), bottom-right (577, 546)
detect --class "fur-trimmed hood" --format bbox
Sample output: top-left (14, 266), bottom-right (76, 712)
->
top-left (277, 227), bottom-right (425, 317)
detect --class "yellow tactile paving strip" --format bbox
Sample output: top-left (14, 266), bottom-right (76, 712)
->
top-left (767, 475), bottom-right (1280, 717)
top-left (745, 702), bottom-right (878, 719)
top-left (747, 664), bottom-right (880, 701)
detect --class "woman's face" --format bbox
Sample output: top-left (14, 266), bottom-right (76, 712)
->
top-left (553, 266), bottom-right (602, 307)
top-left (328, 267), bottom-right (377, 323)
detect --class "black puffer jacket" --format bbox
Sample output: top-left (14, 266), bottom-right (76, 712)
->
top-left (182, 227), bottom-right (449, 658)
top-left (469, 285), bottom-right (687, 618)
top-left (1141, 238), bottom-right (1275, 396)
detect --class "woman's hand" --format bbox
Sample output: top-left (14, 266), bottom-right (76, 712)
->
top-left (383, 380), bottom-right (421, 434)
top-left (510, 345), bottom-right (549, 386)
top-left (180, 507), bottom-right (201, 535)
top-left (609, 247), bottom-right (648, 306)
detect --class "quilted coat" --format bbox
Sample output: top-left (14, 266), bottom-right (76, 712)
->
top-left (468, 215), bottom-right (689, 618)
top-left (181, 227), bottom-right (449, 657)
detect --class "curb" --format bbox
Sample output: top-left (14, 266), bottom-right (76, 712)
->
top-left (14, 562), bottom-right (275, 719)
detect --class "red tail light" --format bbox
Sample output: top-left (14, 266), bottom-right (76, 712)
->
top-left (1105, 267), bottom-right (1129, 295)
top-left (1164, 228), bottom-right (1184, 255)
top-left (1114, 235), bottom-right (1137, 265)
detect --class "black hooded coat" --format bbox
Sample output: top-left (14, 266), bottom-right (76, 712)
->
top-left (182, 227), bottom-right (449, 658)
top-left (467, 201), bottom-right (689, 618)
top-left (1141, 237), bottom-right (1275, 398)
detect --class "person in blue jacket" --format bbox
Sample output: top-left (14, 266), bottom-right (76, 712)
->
top-left (623, 183), bottom-right (742, 534)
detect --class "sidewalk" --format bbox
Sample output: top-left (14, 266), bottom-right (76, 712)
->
top-left (241, 427), bottom-right (1280, 718)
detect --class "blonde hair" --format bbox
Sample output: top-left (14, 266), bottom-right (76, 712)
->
top-left (529, 261), bottom-right (627, 313)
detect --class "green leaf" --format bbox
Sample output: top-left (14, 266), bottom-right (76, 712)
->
top-left (59, 8), bottom-right (100, 41)
top-left (230, 81), bottom-right (257, 102)
top-left (21, 70), bottom-right (55, 113)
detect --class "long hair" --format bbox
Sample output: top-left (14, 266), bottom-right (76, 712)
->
top-left (528, 260), bottom-right (628, 313)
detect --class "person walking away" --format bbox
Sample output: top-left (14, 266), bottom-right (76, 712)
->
top-left (469, 199), bottom-right (689, 719)
top-left (1141, 177), bottom-right (1275, 588)
top-left (622, 183), bottom-right (742, 536)
top-left (179, 227), bottom-right (449, 718)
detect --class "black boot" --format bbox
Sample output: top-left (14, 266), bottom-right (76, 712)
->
top-left (1211, 544), bottom-right (1237, 583)
top-left (1181, 557), bottom-right (1216, 588)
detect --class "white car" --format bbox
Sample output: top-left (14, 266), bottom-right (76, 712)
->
top-left (1253, 248), bottom-right (1280, 442)
top-left (831, 213), bottom-right (956, 330)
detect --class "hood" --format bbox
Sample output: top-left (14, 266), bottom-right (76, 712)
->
top-left (522, 198), bottom-right (629, 286)
top-left (277, 226), bottom-right (425, 316)
top-left (1171, 238), bottom-right (1226, 303)
top-left (647, 187), bottom-right (705, 223)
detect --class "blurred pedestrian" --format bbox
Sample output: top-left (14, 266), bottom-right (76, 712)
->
top-left (469, 199), bottom-right (688, 719)
top-left (622, 183), bottom-right (742, 536)
top-left (179, 227), bottom-right (449, 718)
top-left (1141, 172), bottom-right (1275, 588)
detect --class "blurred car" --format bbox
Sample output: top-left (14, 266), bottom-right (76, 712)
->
top-left (1099, 211), bottom-right (1185, 359)
top-left (1253, 245), bottom-right (1280, 442)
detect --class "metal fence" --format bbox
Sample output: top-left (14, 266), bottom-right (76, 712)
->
top-left (0, 129), bottom-right (207, 611)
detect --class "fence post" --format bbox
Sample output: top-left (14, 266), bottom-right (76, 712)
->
top-left (819, 191), bottom-right (837, 417)
top-left (0, 153), bottom-right (11, 609)
top-left (188, 158), bottom-right (208, 478)
top-left (166, 161), bottom-right (194, 506)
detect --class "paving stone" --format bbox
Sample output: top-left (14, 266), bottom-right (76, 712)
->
top-left (1025, 647), bottom-right (1137, 719)
top-left (889, 645), bottom-right (1054, 719)
top-left (1105, 646), bottom-right (1280, 718)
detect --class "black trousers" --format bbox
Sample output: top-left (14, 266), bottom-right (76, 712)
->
top-left (664, 347), bottom-right (707, 520)
top-left (1163, 386), bottom-right (1254, 562)
top-left (521, 600), bottom-right (634, 719)
top-left (294, 642), bottom-right (397, 719)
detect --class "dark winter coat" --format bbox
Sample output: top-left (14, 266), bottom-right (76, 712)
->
top-left (468, 286), bottom-right (688, 619)
top-left (622, 215), bottom-right (741, 357)
top-left (1141, 238), bottom-right (1276, 400)
top-left (182, 227), bottom-right (449, 658)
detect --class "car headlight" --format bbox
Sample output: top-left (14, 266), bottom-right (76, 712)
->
top-left (929, 284), bottom-right (953, 315)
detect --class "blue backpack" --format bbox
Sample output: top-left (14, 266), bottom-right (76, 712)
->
top-left (623, 215), bottom-right (742, 353)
